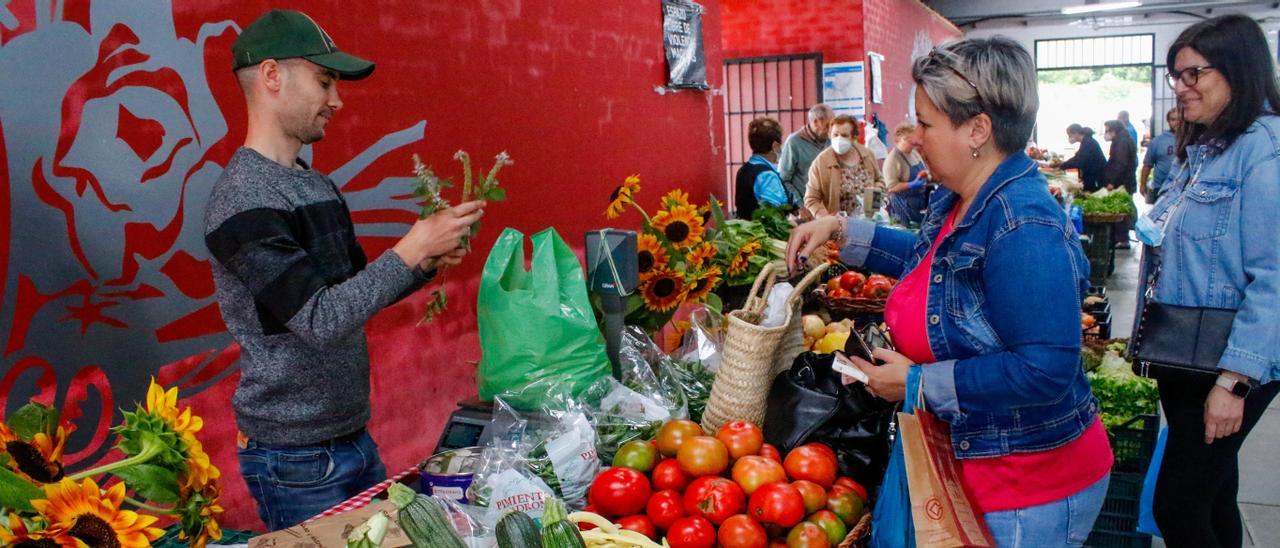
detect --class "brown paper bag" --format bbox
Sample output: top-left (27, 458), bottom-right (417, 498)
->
top-left (898, 407), bottom-right (995, 548)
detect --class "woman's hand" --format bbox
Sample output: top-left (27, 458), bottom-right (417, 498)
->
top-left (786, 216), bottom-right (843, 273)
top-left (1204, 379), bottom-right (1247, 444)
top-left (841, 348), bottom-right (912, 402)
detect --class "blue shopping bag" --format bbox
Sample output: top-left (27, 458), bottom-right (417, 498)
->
top-left (1137, 425), bottom-right (1168, 537)
top-left (871, 367), bottom-right (920, 548)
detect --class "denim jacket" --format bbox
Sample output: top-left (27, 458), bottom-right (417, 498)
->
top-left (1136, 115), bottom-right (1280, 384)
top-left (839, 152), bottom-right (1099, 458)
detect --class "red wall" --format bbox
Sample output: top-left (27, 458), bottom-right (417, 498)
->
top-left (863, 0), bottom-right (962, 129)
top-left (721, 0), bottom-right (866, 63)
top-left (721, 0), bottom-right (961, 134)
top-left (0, 0), bottom-right (723, 531)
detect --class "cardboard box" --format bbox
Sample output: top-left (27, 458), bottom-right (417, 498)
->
top-left (249, 500), bottom-right (411, 548)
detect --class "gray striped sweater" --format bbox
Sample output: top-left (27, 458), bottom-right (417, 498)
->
top-left (203, 147), bottom-right (430, 446)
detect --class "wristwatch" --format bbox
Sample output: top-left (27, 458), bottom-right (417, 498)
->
top-left (1215, 374), bottom-right (1253, 398)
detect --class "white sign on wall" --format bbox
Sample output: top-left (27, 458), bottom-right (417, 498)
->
top-left (822, 62), bottom-right (866, 117)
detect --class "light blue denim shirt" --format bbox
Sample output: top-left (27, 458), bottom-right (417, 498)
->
top-left (1139, 115), bottom-right (1280, 383)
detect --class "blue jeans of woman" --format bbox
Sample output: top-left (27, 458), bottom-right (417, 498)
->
top-left (238, 429), bottom-right (387, 531)
top-left (984, 474), bottom-right (1110, 547)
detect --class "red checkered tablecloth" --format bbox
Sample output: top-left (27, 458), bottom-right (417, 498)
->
top-left (304, 466), bottom-right (418, 523)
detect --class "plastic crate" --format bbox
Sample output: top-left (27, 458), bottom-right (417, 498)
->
top-left (1110, 414), bottom-right (1160, 474)
top-left (1088, 286), bottom-right (1107, 297)
top-left (1083, 311), bottom-right (1113, 345)
top-left (1086, 472), bottom-right (1152, 548)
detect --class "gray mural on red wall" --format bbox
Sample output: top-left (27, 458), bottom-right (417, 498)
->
top-left (0, 0), bottom-right (426, 467)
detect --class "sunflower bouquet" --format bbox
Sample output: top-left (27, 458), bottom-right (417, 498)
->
top-left (604, 175), bottom-right (784, 333)
top-left (0, 379), bottom-right (223, 547)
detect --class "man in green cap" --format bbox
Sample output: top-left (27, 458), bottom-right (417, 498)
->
top-left (203, 9), bottom-right (485, 530)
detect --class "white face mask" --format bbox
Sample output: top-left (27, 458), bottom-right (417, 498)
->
top-left (832, 137), bottom-right (853, 155)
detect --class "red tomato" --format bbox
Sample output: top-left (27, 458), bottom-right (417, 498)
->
top-left (718, 514), bottom-right (769, 548)
top-left (589, 467), bottom-right (652, 518)
top-left (786, 522), bottom-right (831, 548)
top-left (580, 504), bottom-right (600, 531)
top-left (758, 443), bottom-right (782, 463)
top-left (827, 288), bottom-right (852, 299)
top-left (666, 516), bottom-right (716, 548)
top-left (825, 278), bottom-right (841, 293)
top-left (825, 486), bottom-right (866, 527)
top-left (791, 480), bottom-right (828, 515)
top-left (805, 510), bottom-right (848, 545)
top-left (748, 483), bottom-right (806, 528)
top-left (732, 456), bottom-right (788, 495)
top-left (802, 443), bottom-right (836, 463)
top-left (616, 514), bottom-right (659, 540)
top-left (716, 421), bottom-right (765, 460)
top-left (683, 476), bottom-right (745, 525)
top-left (837, 272), bottom-right (866, 293)
top-left (652, 458), bottom-right (692, 492)
top-left (770, 540), bottom-right (789, 548)
top-left (657, 420), bottom-right (705, 457)
top-left (833, 477), bottom-right (868, 501)
top-left (860, 276), bottom-right (894, 299)
top-left (646, 489), bottom-right (687, 530)
top-left (677, 436), bottom-right (730, 477)
top-left (783, 446), bottom-right (837, 488)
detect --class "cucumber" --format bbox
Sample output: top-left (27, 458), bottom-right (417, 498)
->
top-left (540, 499), bottom-right (586, 548)
top-left (496, 511), bottom-right (543, 548)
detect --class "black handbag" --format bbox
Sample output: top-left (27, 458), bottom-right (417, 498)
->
top-left (1131, 260), bottom-right (1236, 377)
top-left (763, 351), bottom-right (895, 495)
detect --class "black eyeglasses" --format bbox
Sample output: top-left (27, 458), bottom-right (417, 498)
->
top-left (1166, 65), bottom-right (1216, 89)
top-left (924, 49), bottom-right (987, 113)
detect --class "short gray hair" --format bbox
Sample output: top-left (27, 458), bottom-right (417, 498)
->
top-left (808, 103), bottom-right (834, 121)
top-left (911, 36), bottom-right (1038, 154)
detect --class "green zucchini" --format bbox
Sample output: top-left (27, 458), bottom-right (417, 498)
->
top-left (496, 510), bottom-right (543, 548)
top-left (540, 499), bottom-right (586, 548)
top-left (387, 483), bottom-right (467, 548)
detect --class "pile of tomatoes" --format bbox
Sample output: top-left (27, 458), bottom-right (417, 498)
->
top-left (585, 419), bottom-right (868, 548)
top-left (824, 271), bottom-right (895, 300)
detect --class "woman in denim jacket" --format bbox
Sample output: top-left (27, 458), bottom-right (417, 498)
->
top-left (1137, 15), bottom-right (1280, 546)
top-left (789, 37), bottom-right (1113, 546)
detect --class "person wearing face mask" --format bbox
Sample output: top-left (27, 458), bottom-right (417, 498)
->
top-left (735, 117), bottom-right (787, 220)
top-left (1103, 119), bottom-right (1139, 248)
top-left (779, 104), bottom-right (834, 208)
top-left (1131, 14), bottom-right (1280, 547)
top-left (804, 114), bottom-right (884, 218)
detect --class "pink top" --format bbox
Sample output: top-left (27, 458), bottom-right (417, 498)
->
top-left (884, 207), bottom-right (1114, 513)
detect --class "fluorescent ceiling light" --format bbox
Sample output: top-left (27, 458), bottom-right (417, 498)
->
top-left (1061, 1), bottom-right (1142, 15)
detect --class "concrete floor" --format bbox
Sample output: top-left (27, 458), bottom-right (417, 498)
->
top-left (1104, 222), bottom-right (1280, 548)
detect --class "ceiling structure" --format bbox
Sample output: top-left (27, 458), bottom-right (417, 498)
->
top-left (925, 0), bottom-right (1280, 30)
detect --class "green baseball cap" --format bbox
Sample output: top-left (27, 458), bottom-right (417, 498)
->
top-left (232, 9), bottom-right (374, 80)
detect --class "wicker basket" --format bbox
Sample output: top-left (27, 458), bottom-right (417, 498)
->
top-left (815, 286), bottom-right (888, 315)
top-left (837, 513), bottom-right (873, 548)
top-left (702, 263), bottom-right (827, 432)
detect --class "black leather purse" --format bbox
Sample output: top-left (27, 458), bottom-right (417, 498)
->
top-left (1131, 261), bottom-right (1236, 378)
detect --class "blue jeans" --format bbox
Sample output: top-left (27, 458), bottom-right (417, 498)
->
top-left (984, 474), bottom-right (1110, 547)
top-left (238, 429), bottom-right (388, 531)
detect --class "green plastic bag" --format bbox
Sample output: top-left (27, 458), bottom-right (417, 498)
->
top-left (477, 227), bottom-right (611, 401)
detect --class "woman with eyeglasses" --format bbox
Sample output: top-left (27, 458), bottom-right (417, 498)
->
top-left (787, 37), bottom-right (1112, 546)
top-left (1135, 14), bottom-right (1280, 547)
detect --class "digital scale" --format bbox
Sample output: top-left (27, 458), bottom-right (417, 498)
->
top-left (432, 229), bottom-right (639, 455)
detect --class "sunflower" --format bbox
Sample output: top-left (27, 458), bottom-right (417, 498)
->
top-left (637, 233), bottom-right (671, 281)
top-left (0, 416), bottom-right (70, 484)
top-left (32, 478), bottom-right (164, 548)
top-left (175, 485), bottom-right (223, 548)
top-left (605, 175), bottom-right (642, 219)
top-left (650, 205), bottom-right (705, 250)
top-left (684, 267), bottom-right (723, 303)
top-left (687, 242), bottom-right (718, 268)
top-left (661, 189), bottom-right (691, 210)
top-left (0, 513), bottom-right (85, 548)
top-left (728, 240), bottom-right (762, 275)
top-left (641, 270), bottom-right (687, 313)
top-left (140, 380), bottom-right (220, 490)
